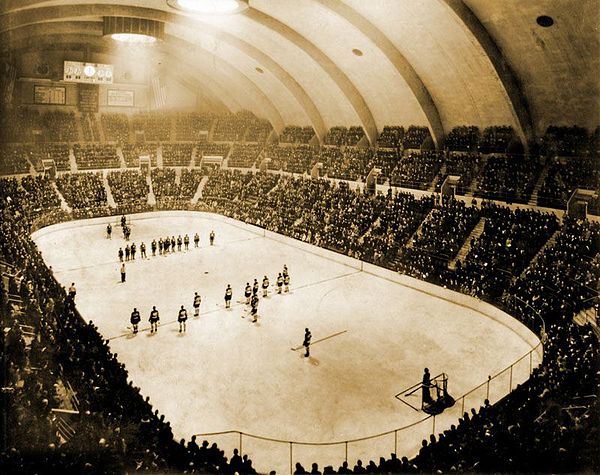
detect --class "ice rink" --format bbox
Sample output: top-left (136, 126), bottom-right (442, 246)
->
top-left (33, 212), bottom-right (542, 473)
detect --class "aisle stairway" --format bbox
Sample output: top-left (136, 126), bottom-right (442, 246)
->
top-left (51, 181), bottom-right (72, 212)
top-left (528, 161), bottom-right (550, 206)
top-left (146, 174), bottom-right (156, 206)
top-left (405, 208), bottom-right (435, 249)
top-left (517, 228), bottom-right (561, 280)
top-left (116, 146), bottom-right (126, 169)
top-left (191, 176), bottom-right (209, 204)
top-left (448, 217), bottom-right (486, 270)
top-left (68, 146), bottom-right (78, 172)
top-left (156, 145), bottom-right (164, 168)
top-left (102, 171), bottom-right (117, 209)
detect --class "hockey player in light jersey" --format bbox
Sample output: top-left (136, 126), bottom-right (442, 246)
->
top-left (262, 276), bottom-right (269, 297)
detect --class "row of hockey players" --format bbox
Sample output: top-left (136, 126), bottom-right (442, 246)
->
top-left (118, 231), bottom-right (215, 262)
top-left (130, 292), bottom-right (203, 334)
top-left (106, 219), bottom-right (131, 241)
top-left (129, 265), bottom-right (290, 333)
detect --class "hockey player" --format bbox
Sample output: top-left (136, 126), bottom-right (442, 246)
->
top-left (120, 263), bottom-right (126, 283)
top-left (120, 214), bottom-right (127, 228)
top-left (130, 242), bottom-right (136, 260)
top-left (158, 238), bottom-right (163, 255)
top-left (151, 239), bottom-right (157, 256)
top-left (284, 273), bottom-right (290, 293)
top-left (118, 247), bottom-right (124, 262)
top-left (224, 284), bottom-right (233, 309)
top-left (171, 236), bottom-right (176, 251)
top-left (276, 273), bottom-right (283, 294)
top-left (262, 276), bottom-right (269, 297)
top-left (178, 305), bottom-right (188, 333)
top-left (209, 230), bottom-right (215, 246)
top-left (177, 235), bottom-right (182, 251)
top-left (194, 232), bottom-right (200, 248)
top-left (149, 306), bottom-right (160, 333)
top-left (250, 294), bottom-right (259, 323)
top-left (283, 264), bottom-right (289, 278)
top-left (184, 234), bottom-right (190, 250)
top-left (193, 292), bottom-right (201, 317)
top-left (106, 223), bottom-right (112, 239)
top-left (124, 245), bottom-right (130, 261)
top-left (252, 279), bottom-right (259, 296)
top-left (244, 283), bottom-right (252, 305)
top-left (303, 328), bottom-right (312, 357)
top-left (140, 242), bottom-right (147, 259)
top-left (130, 307), bottom-right (141, 334)
top-left (163, 237), bottom-right (170, 254)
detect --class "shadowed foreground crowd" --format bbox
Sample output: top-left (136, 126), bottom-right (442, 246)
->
top-left (1, 170), bottom-right (598, 473)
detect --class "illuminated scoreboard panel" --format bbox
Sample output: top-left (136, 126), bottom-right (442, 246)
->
top-left (64, 61), bottom-right (113, 84)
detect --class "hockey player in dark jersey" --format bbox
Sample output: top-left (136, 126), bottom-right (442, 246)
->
top-left (303, 328), bottom-right (312, 357)
top-left (284, 273), bottom-right (290, 293)
top-left (244, 283), bottom-right (252, 305)
top-left (262, 276), bottom-right (269, 297)
top-left (130, 242), bottom-right (136, 260)
top-left (124, 245), bottom-right (130, 261)
top-left (194, 232), bottom-right (200, 248)
top-left (140, 242), bottom-right (147, 259)
top-left (121, 214), bottom-right (127, 228)
top-left (253, 279), bottom-right (259, 296)
top-left (178, 305), bottom-right (188, 333)
top-left (171, 236), bottom-right (176, 251)
top-left (149, 306), bottom-right (160, 333)
top-left (158, 238), bottom-right (163, 255)
top-left (163, 238), bottom-right (170, 253)
top-left (224, 284), bottom-right (233, 309)
top-left (209, 230), bottom-right (215, 246)
top-left (276, 273), bottom-right (283, 294)
top-left (130, 307), bottom-right (141, 334)
top-left (151, 239), bottom-right (157, 256)
top-left (193, 292), bottom-right (201, 317)
top-left (250, 294), bottom-right (259, 323)
top-left (177, 235), bottom-right (182, 251)
top-left (184, 234), bottom-right (190, 250)
top-left (118, 247), bottom-right (124, 262)
top-left (106, 223), bottom-right (112, 239)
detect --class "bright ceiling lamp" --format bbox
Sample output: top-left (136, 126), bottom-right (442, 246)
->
top-left (168, 0), bottom-right (249, 15)
top-left (111, 33), bottom-right (157, 44)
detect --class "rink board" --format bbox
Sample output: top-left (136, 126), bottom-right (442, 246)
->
top-left (32, 211), bottom-right (541, 474)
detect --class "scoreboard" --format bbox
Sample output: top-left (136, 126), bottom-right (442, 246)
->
top-left (64, 61), bottom-right (113, 84)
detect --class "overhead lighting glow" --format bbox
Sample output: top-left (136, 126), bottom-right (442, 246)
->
top-left (171, 0), bottom-right (246, 14)
top-left (111, 33), bottom-right (157, 44)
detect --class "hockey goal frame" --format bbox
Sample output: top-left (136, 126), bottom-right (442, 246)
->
top-left (395, 372), bottom-right (451, 412)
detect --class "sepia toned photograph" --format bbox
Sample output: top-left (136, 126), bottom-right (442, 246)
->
top-left (0, 1), bottom-right (598, 474)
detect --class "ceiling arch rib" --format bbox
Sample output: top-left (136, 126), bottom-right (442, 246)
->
top-left (440, 0), bottom-right (534, 146)
top-left (243, 5), bottom-right (379, 144)
top-left (315, 0), bottom-right (444, 147)
top-left (0, 3), bottom-right (325, 140)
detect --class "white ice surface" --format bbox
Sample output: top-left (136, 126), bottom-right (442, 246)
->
top-left (33, 213), bottom-right (540, 473)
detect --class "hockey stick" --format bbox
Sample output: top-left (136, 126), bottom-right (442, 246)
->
top-left (290, 330), bottom-right (347, 351)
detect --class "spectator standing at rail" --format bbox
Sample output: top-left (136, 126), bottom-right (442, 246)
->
top-left (209, 230), bottom-right (215, 245)
top-left (120, 263), bottom-right (126, 283)
top-left (68, 282), bottom-right (77, 299)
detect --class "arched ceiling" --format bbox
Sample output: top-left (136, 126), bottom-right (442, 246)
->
top-left (1, 0), bottom-right (598, 145)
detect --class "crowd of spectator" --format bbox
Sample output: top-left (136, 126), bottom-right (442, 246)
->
top-left (228, 143), bottom-right (262, 168)
top-left (434, 153), bottom-right (481, 195)
top-left (20, 175), bottom-right (62, 217)
top-left (41, 112), bottom-right (79, 143)
top-left (323, 126), bottom-right (365, 146)
top-left (245, 119), bottom-right (272, 143)
top-left (390, 151), bottom-right (443, 190)
top-left (540, 125), bottom-right (591, 157)
top-left (475, 155), bottom-right (542, 204)
top-left (445, 126), bottom-right (480, 152)
top-left (0, 145), bottom-right (32, 175)
top-left (101, 113), bottom-right (130, 144)
top-left (265, 144), bottom-right (315, 174)
top-left (132, 113), bottom-right (171, 142)
top-left (80, 113), bottom-right (101, 143)
top-left (162, 143), bottom-right (194, 167)
top-left (55, 172), bottom-right (107, 214)
top-left (73, 144), bottom-right (120, 170)
top-left (212, 114), bottom-right (251, 142)
top-left (196, 143), bottom-right (231, 166)
top-left (402, 126), bottom-right (431, 150)
top-left (174, 112), bottom-right (214, 141)
top-left (538, 156), bottom-right (599, 210)
top-left (122, 144), bottom-right (157, 168)
top-left (478, 126), bottom-right (515, 154)
top-left (279, 126), bottom-right (315, 144)
top-left (377, 126), bottom-right (404, 149)
top-left (107, 170), bottom-right (149, 209)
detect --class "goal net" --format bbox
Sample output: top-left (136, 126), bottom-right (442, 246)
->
top-left (395, 372), bottom-right (455, 415)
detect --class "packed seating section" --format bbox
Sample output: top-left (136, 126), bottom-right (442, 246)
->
top-left (73, 144), bottom-right (120, 170)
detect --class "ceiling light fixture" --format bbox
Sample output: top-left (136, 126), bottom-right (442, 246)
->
top-left (111, 33), bottom-right (157, 44)
top-left (168, 0), bottom-right (249, 15)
